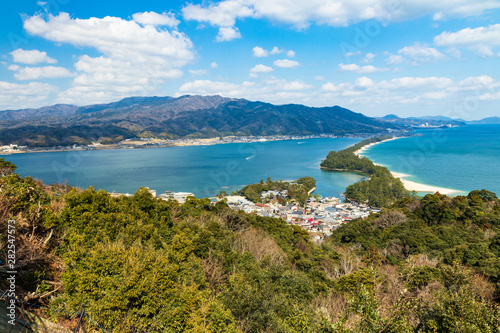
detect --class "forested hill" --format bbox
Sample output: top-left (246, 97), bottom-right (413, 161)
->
top-left (1, 160), bottom-right (500, 332)
top-left (321, 136), bottom-right (410, 207)
top-left (0, 95), bottom-right (401, 147)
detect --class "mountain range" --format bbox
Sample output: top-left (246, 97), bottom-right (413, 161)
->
top-left (0, 95), bottom-right (496, 148)
top-left (376, 114), bottom-right (466, 127)
top-left (466, 117), bottom-right (500, 125)
top-left (378, 114), bottom-right (500, 126)
top-left (0, 95), bottom-right (399, 147)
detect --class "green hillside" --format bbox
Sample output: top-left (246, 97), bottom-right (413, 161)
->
top-left (0, 95), bottom-right (400, 147)
top-left (0, 160), bottom-right (499, 332)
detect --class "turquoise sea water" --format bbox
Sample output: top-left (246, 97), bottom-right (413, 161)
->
top-left (362, 125), bottom-right (500, 195)
top-left (5, 138), bottom-right (365, 198)
top-left (5, 125), bottom-right (499, 198)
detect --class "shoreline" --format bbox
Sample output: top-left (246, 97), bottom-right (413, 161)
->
top-left (0, 134), bottom-right (344, 156)
top-left (353, 137), bottom-right (402, 156)
top-left (354, 137), bottom-right (461, 195)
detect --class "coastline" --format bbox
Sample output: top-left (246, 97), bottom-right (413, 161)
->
top-left (355, 136), bottom-right (461, 196)
top-left (353, 137), bottom-right (402, 156)
top-left (0, 134), bottom-right (340, 156)
top-left (390, 171), bottom-right (460, 195)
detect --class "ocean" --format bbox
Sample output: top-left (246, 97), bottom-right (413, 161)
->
top-left (5, 138), bottom-right (365, 198)
top-left (4, 124), bottom-right (499, 198)
top-left (362, 125), bottom-right (500, 195)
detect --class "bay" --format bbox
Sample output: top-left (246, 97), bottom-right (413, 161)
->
top-left (6, 138), bottom-right (365, 198)
top-left (7, 125), bottom-right (498, 198)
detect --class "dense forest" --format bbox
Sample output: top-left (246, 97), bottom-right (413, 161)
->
top-left (321, 136), bottom-right (410, 207)
top-left (1, 160), bottom-right (500, 332)
top-left (320, 136), bottom-right (392, 174)
top-left (236, 177), bottom-right (316, 205)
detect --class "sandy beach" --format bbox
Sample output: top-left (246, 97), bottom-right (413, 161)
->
top-left (353, 137), bottom-right (402, 156)
top-left (390, 171), bottom-right (460, 195)
top-left (355, 137), bottom-right (461, 195)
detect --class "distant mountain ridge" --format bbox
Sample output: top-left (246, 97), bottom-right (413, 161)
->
top-left (377, 114), bottom-right (466, 127)
top-left (378, 114), bottom-right (499, 126)
top-left (467, 117), bottom-right (500, 125)
top-left (0, 95), bottom-right (399, 147)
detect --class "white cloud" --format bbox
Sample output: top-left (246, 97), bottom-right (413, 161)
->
top-left (386, 54), bottom-right (403, 65)
top-left (188, 69), bottom-right (208, 76)
top-left (337, 63), bottom-right (388, 73)
top-left (211, 62), bottom-right (218, 68)
top-left (24, 13), bottom-right (193, 63)
top-left (0, 81), bottom-right (57, 110)
top-left (10, 66), bottom-right (75, 80)
top-left (132, 11), bottom-right (180, 28)
top-left (479, 91), bottom-right (500, 101)
top-left (273, 59), bottom-right (300, 68)
top-left (182, 0), bottom-right (500, 39)
top-left (216, 26), bottom-right (241, 41)
top-left (270, 46), bottom-right (282, 54)
top-left (252, 46), bottom-right (290, 57)
top-left (345, 51), bottom-right (362, 57)
top-left (362, 52), bottom-right (375, 63)
top-left (252, 46), bottom-right (269, 57)
top-left (182, 0), bottom-right (255, 27)
top-left (447, 48), bottom-right (462, 59)
top-left (397, 43), bottom-right (446, 65)
top-left (250, 64), bottom-right (274, 73)
top-left (176, 80), bottom-right (242, 96)
top-left (23, 12), bottom-right (194, 104)
top-left (321, 82), bottom-right (338, 92)
top-left (378, 76), bottom-right (454, 90)
top-left (319, 75), bottom-right (499, 108)
top-left (355, 76), bottom-right (374, 88)
top-left (176, 74), bottom-right (500, 118)
top-left (176, 77), bottom-right (312, 103)
top-left (422, 91), bottom-right (448, 99)
top-left (314, 75), bottom-right (325, 81)
top-left (434, 24), bottom-right (500, 57)
top-left (10, 49), bottom-right (57, 64)
top-left (281, 80), bottom-right (313, 90)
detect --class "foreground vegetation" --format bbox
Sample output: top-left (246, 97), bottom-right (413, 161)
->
top-left (321, 136), bottom-right (410, 207)
top-left (1, 159), bottom-right (500, 332)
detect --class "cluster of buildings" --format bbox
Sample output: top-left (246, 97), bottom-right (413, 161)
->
top-left (119, 134), bottom-right (339, 147)
top-left (0, 144), bottom-right (27, 153)
top-left (220, 195), bottom-right (379, 239)
top-left (109, 188), bottom-right (195, 204)
top-left (108, 187), bottom-right (378, 237)
top-left (158, 191), bottom-right (195, 203)
top-left (1, 133), bottom-right (408, 154)
top-left (109, 187), bottom-right (379, 241)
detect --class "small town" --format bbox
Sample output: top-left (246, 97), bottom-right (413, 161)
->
top-left (0, 133), bottom-right (395, 154)
top-left (217, 194), bottom-right (379, 241)
top-left (110, 187), bottom-right (379, 242)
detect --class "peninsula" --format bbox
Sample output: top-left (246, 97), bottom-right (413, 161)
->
top-left (353, 137), bottom-right (460, 195)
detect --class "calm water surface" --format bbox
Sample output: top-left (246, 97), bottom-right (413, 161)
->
top-left (7, 125), bottom-right (499, 198)
top-left (7, 138), bottom-right (365, 198)
top-left (363, 125), bottom-right (500, 195)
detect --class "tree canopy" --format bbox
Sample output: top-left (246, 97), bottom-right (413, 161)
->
top-left (1, 159), bottom-right (499, 332)
top-left (321, 136), bottom-right (410, 207)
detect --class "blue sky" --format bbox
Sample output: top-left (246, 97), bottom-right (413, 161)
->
top-left (1, 0), bottom-right (499, 119)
